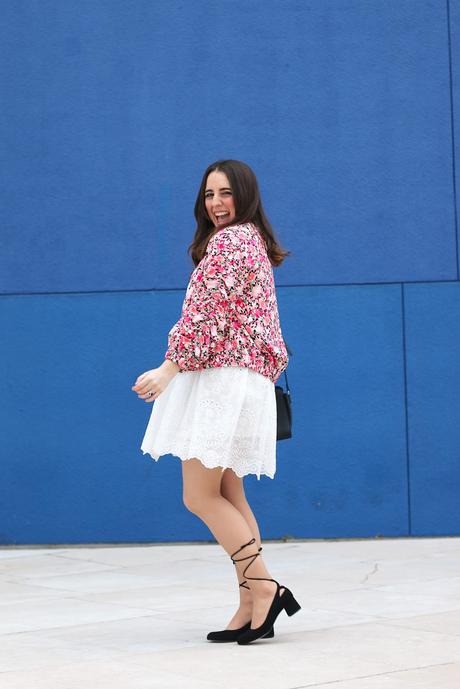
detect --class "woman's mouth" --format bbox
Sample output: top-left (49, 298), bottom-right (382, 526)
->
top-left (215, 212), bottom-right (230, 224)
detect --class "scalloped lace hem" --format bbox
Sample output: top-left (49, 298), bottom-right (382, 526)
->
top-left (140, 446), bottom-right (274, 480)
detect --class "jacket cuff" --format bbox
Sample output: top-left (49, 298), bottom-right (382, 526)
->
top-left (164, 350), bottom-right (183, 371)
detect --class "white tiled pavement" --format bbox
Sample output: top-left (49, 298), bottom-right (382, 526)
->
top-left (0, 537), bottom-right (459, 688)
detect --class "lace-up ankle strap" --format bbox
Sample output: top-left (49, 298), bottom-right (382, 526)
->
top-left (231, 538), bottom-right (279, 589)
top-left (237, 542), bottom-right (262, 589)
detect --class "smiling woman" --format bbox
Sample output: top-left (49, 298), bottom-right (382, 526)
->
top-left (133, 159), bottom-right (301, 645)
top-left (204, 171), bottom-right (236, 227)
top-left (189, 159), bottom-right (290, 268)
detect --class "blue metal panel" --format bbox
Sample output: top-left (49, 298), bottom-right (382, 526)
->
top-left (0, 284), bottom-right (409, 543)
top-left (405, 283), bottom-right (460, 536)
top-left (1, 0), bottom-right (458, 543)
top-left (1, 0), bottom-right (456, 294)
top-left (451, 0), bottom-right (460, 279)
top-left (246, 284), bottom-right (409, 539)
top-left (0, 290), bottom-right (197, 544)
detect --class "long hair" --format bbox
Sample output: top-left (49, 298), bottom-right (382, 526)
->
top-left (188, 159), bottom-right (290, 267)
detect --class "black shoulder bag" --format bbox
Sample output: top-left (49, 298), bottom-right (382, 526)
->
top-left (275, 339), bottom-right (292, 441)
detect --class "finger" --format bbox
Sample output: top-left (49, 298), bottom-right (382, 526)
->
top-left (138, 388), bottom-right (158, 400)
top-left (135, 380), bottom-right (152, 393)
top-left (146, 389), bottom-right (162, 402)
top-left (132, 376), bottom-right (149, 389)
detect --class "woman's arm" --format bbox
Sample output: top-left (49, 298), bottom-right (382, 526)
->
top-left (131, 358), bottom-right (181, 403)
top-left (164, 227), bottom-right (255, 371)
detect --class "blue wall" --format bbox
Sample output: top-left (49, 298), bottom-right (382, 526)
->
top-left (1, 0), bottom-right (459, 544)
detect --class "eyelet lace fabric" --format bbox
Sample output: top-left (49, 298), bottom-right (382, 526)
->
top-left (140, 366), bottom-right (277, 480)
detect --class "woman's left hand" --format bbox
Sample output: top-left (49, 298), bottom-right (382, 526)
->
top-left (131, 360), bottom-right (180, 403)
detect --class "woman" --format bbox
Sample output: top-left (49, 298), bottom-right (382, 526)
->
top-left (131, 159), bottom-right (301, 644)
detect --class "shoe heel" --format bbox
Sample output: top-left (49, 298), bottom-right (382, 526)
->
top-left (283, 590), bottom-right (301, 616)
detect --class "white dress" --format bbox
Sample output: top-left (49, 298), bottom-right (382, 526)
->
top-left (140, 365), bottom-right (277, 480)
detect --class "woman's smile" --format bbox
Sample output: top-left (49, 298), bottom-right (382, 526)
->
top-left (204, 169), bottom-right (236, 227)
top-left (215, 210), bottom-right (230, 225)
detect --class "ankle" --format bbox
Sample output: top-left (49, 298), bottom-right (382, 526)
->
top-left (248, 580), bottom-right (277, 598)
top-left (238, 596), bottom-right (253, 610)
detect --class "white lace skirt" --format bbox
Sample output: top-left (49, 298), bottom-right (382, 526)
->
top-left (140, 365), bottom-right (277, 480)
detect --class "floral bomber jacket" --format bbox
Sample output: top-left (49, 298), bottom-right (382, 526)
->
top-left (164, 221), bottom-right (289, 384)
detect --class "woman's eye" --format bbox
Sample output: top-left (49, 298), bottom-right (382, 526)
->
top-left (205, 191), bottom-right (232, 198)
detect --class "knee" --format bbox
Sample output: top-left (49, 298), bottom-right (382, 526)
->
top-left (220, 481), bottom-right (246, 507)
top-left (182, 491), bottom-right (203, 515)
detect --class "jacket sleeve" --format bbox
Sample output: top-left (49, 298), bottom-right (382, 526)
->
top-left (164, 228), bottom-right (254, 371)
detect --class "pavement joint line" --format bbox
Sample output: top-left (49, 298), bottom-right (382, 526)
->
top-left (285, 660), bottom-right (458, 688)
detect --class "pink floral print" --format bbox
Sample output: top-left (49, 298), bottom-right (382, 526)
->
top-left (164, 222), bottom-right (289, 384)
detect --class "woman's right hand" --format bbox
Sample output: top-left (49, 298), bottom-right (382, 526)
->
top-left (131, 360), bottom-right (180, 403)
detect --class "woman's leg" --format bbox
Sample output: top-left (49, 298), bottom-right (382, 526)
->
top-left (181, 458), bottom-right (280, 630)
top-left (220, 467), bottom-right (262, 547)
top-left (220, 468), bottom-right (262, 609)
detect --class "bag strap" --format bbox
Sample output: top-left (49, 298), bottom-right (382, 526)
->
top-left (283, 338), bottom-right (292, 394)
top-left (283, 338), bottom-right (293, 356)
top-left (283, 369), bottom-right (291, 394)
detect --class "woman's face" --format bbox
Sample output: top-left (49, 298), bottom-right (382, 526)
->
top-left (204, 170), bottom-right (236, 228)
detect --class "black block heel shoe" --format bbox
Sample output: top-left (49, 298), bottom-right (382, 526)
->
top-left (229, 537), bottom-right (301, 645)
top-left (206, 545), bottom-right (275, 642)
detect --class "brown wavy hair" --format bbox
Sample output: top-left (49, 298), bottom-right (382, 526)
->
top-left (188, 159), bottom-right (290, 267)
